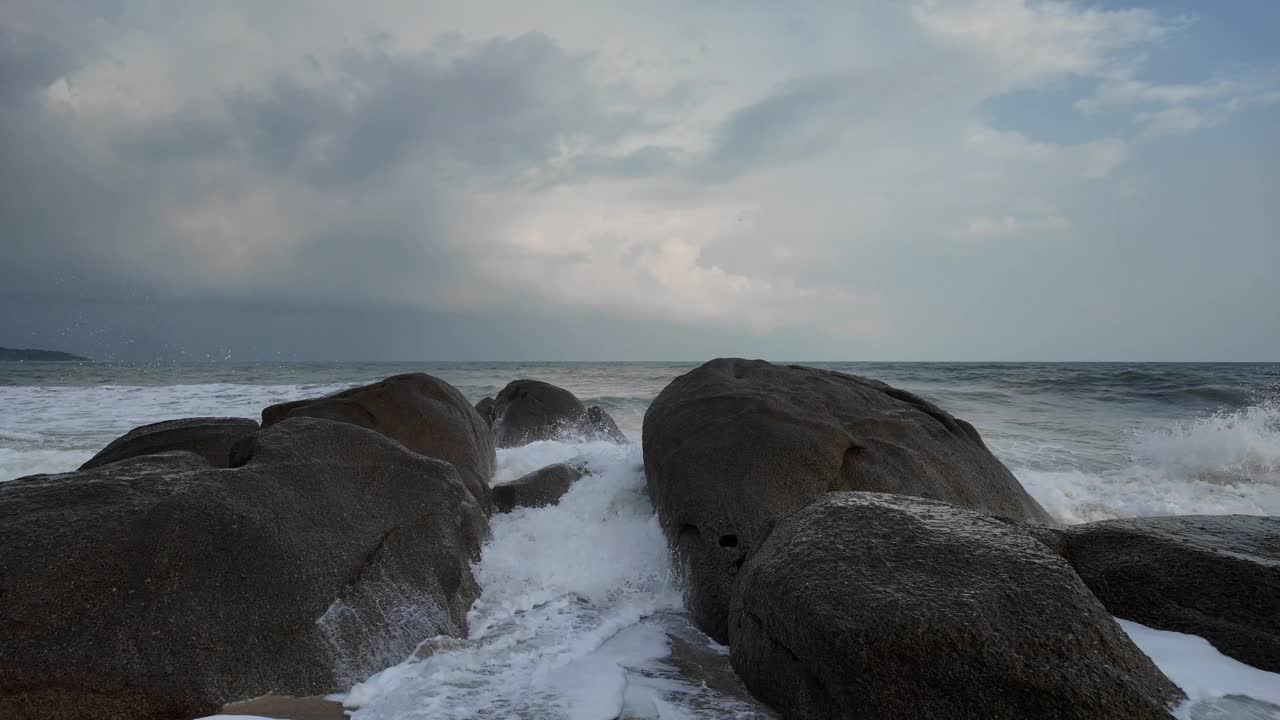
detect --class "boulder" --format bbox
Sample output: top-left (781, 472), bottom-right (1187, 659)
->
top-left (0, 418), bottom-right (487, 720)
top-left (261, 373), bottom-right (494, 509)
top-left (491, 379), bottom-right (627, 447)
top-left (490, 462), bottom-right (583, 513)
top-left (585, 405), bottom-right (628, 443)
top-left (1049, 515), bottom-right (1280, 673)
top-left (475, 397), bottom-right (495, 426)
top-left (642, 358), bottom-right (1053, 640)
top-left (728, 492), bottom-right (1184, 720)
top-left (79, 417), bottom-right (259, 470)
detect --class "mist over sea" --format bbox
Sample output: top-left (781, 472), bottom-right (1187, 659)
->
top-left (3, 360), bottom-right (1279, 717)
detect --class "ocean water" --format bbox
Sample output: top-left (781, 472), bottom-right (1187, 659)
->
top-left (3, 360), bottom-right (1279, 718)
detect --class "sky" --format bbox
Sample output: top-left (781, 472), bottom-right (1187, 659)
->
top-left (1, 0), bottom-right (1277, 361)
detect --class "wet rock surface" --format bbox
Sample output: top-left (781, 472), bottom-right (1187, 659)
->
top-left (491, 379), bottom-right (628, 447)
top-left (728, 492), bottom-right (1185, 720)
top-left (643, 357), bottom-right (1052, 640)
top-left (79, 417), bottom-right (259, 470)
top-left (490, 462), bottom-right (583, 513)
top-left (1051, 514), bottom-right (1280, 673)
top-left (0, 418), bottom-right (486, 720)
top-left (261, 373), bottom-right (495, 509)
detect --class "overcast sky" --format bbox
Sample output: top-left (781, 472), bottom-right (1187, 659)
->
top-left (1, 1), bottom-right (1277, 361)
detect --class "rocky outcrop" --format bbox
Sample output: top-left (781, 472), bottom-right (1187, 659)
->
top-left (0, 347), bottom-right (88, 361)
top-left (728, 492), bottom-right (1184, 720)
top-left (475, 397), bottom-right (495, 426)
top-left (261, 373), bottom-right (494, 509)
top-left (642, 358), bottom-right (1052, 640)
top-left (585, 405), bottom-right (627, 443)
top-left (1048, 514), bottom-right (1280, 673)
top-left (79, 417), bottom-right (259, 470)
top-left (491, 379), bottom-right (627, 447)
top-left (490, 463), bottom-right (583, 513)
top-left (0, 418), bottom-right (487, 720)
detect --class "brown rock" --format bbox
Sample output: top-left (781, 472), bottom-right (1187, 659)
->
top-left (79, 417), bottom-right (259, 470)
top-left (643, 358), bottom-right (1053, 640)
top-left (729, 492), bottom-right (1184, 720)
top-left (1049, 514), bottom-right (1280, 673)
top-left (491, 379), bottom-right (627, 447)
top-left (261, 373), bottom-right (494, 509)
top-left (490, 462), bottom-right (583, 513)
top-left (0, 418), bottom-right (487, 720)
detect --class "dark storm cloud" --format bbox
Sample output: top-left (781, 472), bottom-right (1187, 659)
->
top-left (564, 70), bottom-right (897, 184)
top-left (0, 31), bottom-right (652, 309)
top-left (0, 17), bottom-right (866, 319)
top-left (4, 2), bottom-right (1277, 362)
top-left (696, 74), bottom-right (853, 182)
top-left (0, 29), bottom-right (76, 101)
top-left (124, 32), bottom-right (642, 189)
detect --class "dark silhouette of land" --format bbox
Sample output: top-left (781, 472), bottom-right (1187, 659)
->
top-left (0, 347), bottom-right (90, 361)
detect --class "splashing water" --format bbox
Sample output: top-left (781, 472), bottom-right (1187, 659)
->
top-left (341, 439), bottom-right (772, 720)
top-left (1015, 402), bottom-right (1280, 523)
top-left (1131, 402), bottom-right (1280, 487)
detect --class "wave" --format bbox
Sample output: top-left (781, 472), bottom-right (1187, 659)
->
top-left (1165, 386), bottom-right (1253, 406)
top-left (342, 439), bottom-right (765, 719)
top-left (1016, 401), bottom-right (1280, 524)
top-left (977, 365), bottom-right (1276, 410)
top-left (0, 447), bottom-right (94, 481)
top-left (1131, 402), bottom-right (1280, 486)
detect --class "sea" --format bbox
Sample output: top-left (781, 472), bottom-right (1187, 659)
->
top-left (2, 361), bottom-right (1279, 718)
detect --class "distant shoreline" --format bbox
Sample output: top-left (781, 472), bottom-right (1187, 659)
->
top-left (0, 347), bottom-right (90, 362)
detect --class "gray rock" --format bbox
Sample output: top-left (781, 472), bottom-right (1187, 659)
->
top-left (491, 379), bottom-right (627, 447)
top-left (728, 492), bottom-right (1185, 720)
top-left (585, 405), bottom-right (628, 443)
top-left (642, 358), bottom-right (1053, 640)
top-left (261, 373), bottom-right (494, 510)
top-left (1051, 514), bottom-right (1280, 673)
top-left (475, 397), bottom-right (495, 426)
top-left (0, 418), bottom-right (487, 720)
top-left (79, 417), bottom-right (259, 470)
top-left (490, 462), bottom-right (583, 513)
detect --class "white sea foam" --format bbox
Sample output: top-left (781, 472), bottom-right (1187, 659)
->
top-left (0, 447), bottom-right (95, 479)
top-left (1131, 402), bottom-right (1280, 487)
top-left (1016, 402), bottom-right (1280, 523)
top-left (1120, 620), bottom-right (1280, 718)
top-left (341, 439), bottom-right (768, 720)
top-left (0, 382), bottom-right (354, 481)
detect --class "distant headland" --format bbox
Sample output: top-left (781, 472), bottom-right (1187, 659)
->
top-left (0, 347), bottom-right (90, 361)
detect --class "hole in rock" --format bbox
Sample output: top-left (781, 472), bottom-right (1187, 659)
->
top-left (719, 534), bottom-right (739, 548)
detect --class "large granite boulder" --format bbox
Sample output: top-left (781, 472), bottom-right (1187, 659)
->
top-left (490, 462), bottom-right (583, 513)
top-left (642, 358), bottom-right (1053, 640)
top-left (0, 418), bottom-right (487, 720)
top-left (1047, 515), bottom-right (1280, 673)
top-left (261, 373), bottom-right (494, 509)
top-left (728, 492), bottom-right (1184, 720)
top-left (491, 379), bottom-right (627, 447)
top-left (79, 417), bottom-right (259, 470)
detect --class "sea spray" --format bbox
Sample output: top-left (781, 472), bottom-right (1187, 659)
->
top-left (1015, 401), bottom-right (1280, 523)
top-left (342, 439), bottom-right (770, 719)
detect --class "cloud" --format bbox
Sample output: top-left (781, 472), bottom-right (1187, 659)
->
top-left (1, 1), bottom-right (1276, 360)
top-left (1075, 70), bottom-right (1280, 139)
top-left (912, 0), bottom-right (1176, 83)
top-left (956, 213), bottom-right (1072, 239)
